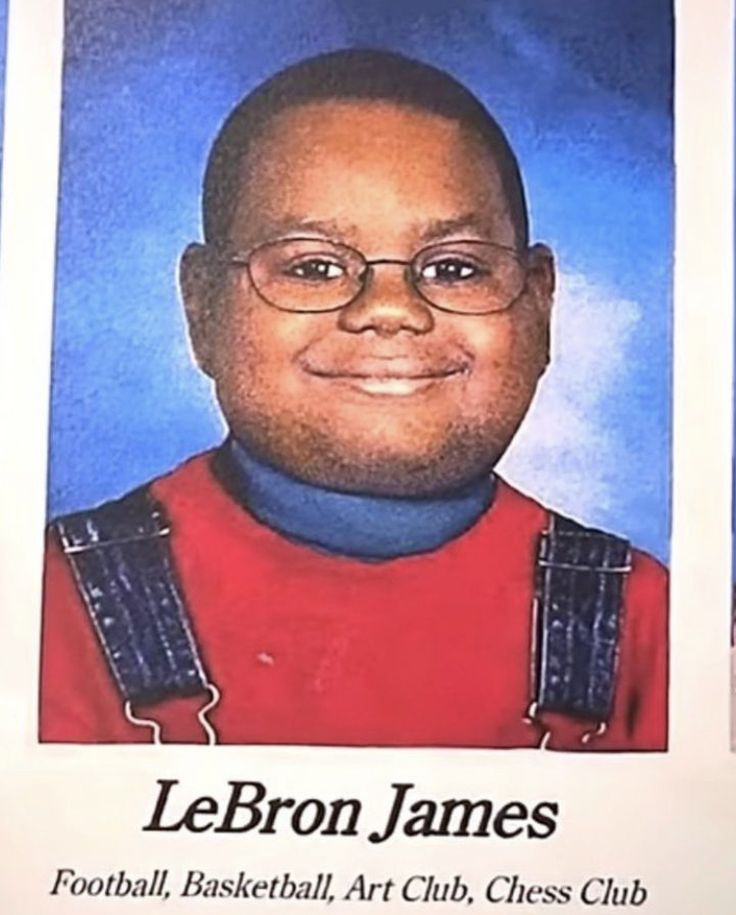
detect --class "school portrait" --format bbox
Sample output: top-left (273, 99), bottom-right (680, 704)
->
top-left (40, 0), bottom-right (672, 750)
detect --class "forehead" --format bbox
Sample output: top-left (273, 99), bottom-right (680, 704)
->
top-left (229, 100), bottom-right (514, 247)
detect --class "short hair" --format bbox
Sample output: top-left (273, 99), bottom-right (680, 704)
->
top-left (202, 49), bottom-right (529, 246)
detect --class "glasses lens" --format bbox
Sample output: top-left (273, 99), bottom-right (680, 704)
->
top-left (413, 241), bottom-right (525, 314)
top-left (248, 239), bottom-right (364, 312)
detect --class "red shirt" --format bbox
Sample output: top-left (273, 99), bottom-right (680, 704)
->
top-left (40, 452), bottom-right (668, 750)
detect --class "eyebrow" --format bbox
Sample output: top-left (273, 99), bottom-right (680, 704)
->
top-left (251, 213), bottom-right (499, 246)
top-left (258, 217), bottom-right (358, 241)
top-left (418, 214), bottom-right (494, 242)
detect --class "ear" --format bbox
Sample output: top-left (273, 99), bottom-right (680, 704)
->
top-left (524, 242), bottom-right (555, 370)
top-left (525, 242), bottom-right (555, 312)
top-left (180, 243), bottom-right (220, 377)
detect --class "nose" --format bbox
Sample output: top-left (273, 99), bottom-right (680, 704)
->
top-left (337, 263), bottom-right (435, 337)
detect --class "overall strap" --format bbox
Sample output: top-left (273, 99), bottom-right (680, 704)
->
top-left (53, 488), bottom-right (210, 707)
top-left (533, 512), bottom-right (632, 723)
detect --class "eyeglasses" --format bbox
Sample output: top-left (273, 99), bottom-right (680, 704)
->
top-left (213, 237), bottom-right (528, 315)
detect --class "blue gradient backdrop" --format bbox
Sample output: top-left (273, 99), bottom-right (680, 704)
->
top-left (49, 0), bottom-right (673, 560)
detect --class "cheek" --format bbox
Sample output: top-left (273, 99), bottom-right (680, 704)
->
top-left (210, 297), bottom-right (325, 403)
top-left (461, 313), bottom-right (546, 407)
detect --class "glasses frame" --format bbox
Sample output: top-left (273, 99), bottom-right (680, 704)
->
top-left (211, 236), bottom-right (530, 316)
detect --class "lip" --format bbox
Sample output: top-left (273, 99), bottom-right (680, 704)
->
top-left (300, 357), bottom-right (469, 397)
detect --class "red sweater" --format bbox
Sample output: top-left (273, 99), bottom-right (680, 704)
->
top-left (40, 452), bottom-right (667, 750)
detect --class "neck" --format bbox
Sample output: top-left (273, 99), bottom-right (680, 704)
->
top-left (220, 438), bottom-right (495, 560)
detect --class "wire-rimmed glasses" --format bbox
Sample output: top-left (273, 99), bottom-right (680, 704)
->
top-left (215, 236), bottom-right (527, 315)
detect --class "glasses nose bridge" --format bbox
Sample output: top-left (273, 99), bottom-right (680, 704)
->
top-left (358, 255), bottom-right (417, 297)
top-left (338, 254), bottom-right (434, 334)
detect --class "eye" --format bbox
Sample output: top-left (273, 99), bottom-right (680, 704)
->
top-left (286, 258), bottom-right (346, 281)
top-left (419, 257), bottom-right (484, 283)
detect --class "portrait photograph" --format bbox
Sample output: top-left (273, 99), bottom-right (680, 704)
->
top-left (39, 0), bottom-right (673, 751)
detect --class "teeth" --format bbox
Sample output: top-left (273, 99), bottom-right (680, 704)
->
top-left (350, 377), bottom-right (433, 395)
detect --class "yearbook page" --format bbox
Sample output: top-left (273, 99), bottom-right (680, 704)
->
top-left (0, 0), bottom-right (733, 912)
top-left (0, 0), bottom-right (6, 193)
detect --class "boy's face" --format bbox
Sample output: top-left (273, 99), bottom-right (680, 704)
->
top-left (183, 100), bottom-right (554, 496)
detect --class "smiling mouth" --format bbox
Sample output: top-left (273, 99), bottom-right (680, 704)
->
top-left (302, 361), bottom-right (469, 397)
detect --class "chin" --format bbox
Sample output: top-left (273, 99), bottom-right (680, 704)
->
top-left (239, 421), bottom-right (505, 498)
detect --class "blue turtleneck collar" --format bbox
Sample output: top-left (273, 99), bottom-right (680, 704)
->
top-left (224, 438), bottom-right (495, 560)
